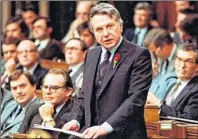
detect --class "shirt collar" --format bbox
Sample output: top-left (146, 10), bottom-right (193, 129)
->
top-left (35, 38), bottom-right (50, 51)
top-left (23, 62), bottom-right (38, 75)
top-left (69, 62), bottom-right (83, 77)
top-left (54, 102), bottom-right (65, 116)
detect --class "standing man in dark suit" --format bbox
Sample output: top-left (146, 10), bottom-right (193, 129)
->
top-left (147, 43), bottom-right (198, 120)
top-left (124, 2), bottom-right (153, 46)
top-left (17, 39), bottom-right (47, 89)
top-left (63, 3), bottom-right (152, 139)
top-left (65, 38), bottom-right (87, 97)
top-left (32, 17), bottom-right (65, 60)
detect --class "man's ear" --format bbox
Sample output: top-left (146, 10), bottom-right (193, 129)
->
top-left (196, 64), bottom-right (198, 74)
top-left (65, 87), bottom-right (73, 97)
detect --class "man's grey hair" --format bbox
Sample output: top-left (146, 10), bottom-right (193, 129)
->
top-left (88, 3), bottom-right (123, 33)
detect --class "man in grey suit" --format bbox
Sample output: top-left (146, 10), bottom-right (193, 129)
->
top-left (63, 3), bottom-right (152, 139)
top-left (65, 38), bottom-right (87, 97)
top-left (147, 43), bottom-right (198, 120)
top-left (0, 70), bottom-right (41, 138)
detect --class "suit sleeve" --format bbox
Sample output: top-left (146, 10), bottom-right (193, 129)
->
top-left (106, 49), bottom-right (152, 132)
top-left (160, 90), bottom-right (198, 120)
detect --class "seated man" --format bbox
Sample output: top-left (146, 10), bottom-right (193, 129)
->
top-left (147, 43), bottom-right (198, 120)
top-left (1, 37), bottom-right (21, 88)
top-left (17, 39), bottom-right (48, 89)
top-left (32, 17), bottom-right (65, 60)
top-left (18, 69), bottom-right (82, 134)
top-left (65, 38), bottom-right (87, 97)
top-left (0, 70), bottom-right (41, 138)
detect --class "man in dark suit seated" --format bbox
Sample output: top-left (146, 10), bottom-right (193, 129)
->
top-left (17, 39), bottom-right (47, 89)
top-left (18, 69), bottom-right (82, 135)
top-left (1, 70), bottom-right (41, 138)
top-left (147, 43), bottom-right (198, 121)
top-left (65, 38), bottom-right (87, 97)
top-left (63, 3), bottom-right (152, 139)
top-left (124, 2), bottom-right (153, 46)
top-left (32, 17), bottom-right (65, 60)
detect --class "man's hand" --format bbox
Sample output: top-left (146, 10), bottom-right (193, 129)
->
top-left (39, 103), bottom-right (54, 120)
top-left (82, 126), bottom-right (108, 138)
top-left (62, 120), bottom-right (79, 132)
top-left (5, 58), bottom-right (16, 75)
top-left (146, 92), bottom-right (160, 105)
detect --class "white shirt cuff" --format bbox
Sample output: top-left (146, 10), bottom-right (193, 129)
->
top-left (101, 122), bottom-right (114, 133)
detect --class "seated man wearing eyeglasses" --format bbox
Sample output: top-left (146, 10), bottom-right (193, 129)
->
top-left (18, 68), bottom-right (82, 135)
top-left (147, 43), bottom-right (198, 121)
top-left (16, 39), bottom-right (48, 89)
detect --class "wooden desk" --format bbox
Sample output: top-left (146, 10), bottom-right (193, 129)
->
top-left (40, 59), bottom-right (69, 71)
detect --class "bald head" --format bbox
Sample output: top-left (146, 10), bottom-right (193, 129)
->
top-left (17, 40), bottom-right (39, 70)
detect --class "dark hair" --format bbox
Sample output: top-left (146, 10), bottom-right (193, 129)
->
top-left (65, 37), bottom-right (87, 51)
top-left (143, 28), bottom-right (173, 48)
top-left (77, 21), bottom-right (94, 37)
top-left (176, 43), bottom-right (198, 64)
top-left (6, 16), bottom-right (29, 38)
top-left (180, 14), bottom-right (198, 37)
top-left (1, 37), bottom-right (21, 56)
top-left (32, 16), bottom-right (53, 28)
top-left (42, 68), bottom-right (73, 89)
top-left (9, 69), bottom-right (35, 86)
top-left (21, 4), bottom-right (38, 14)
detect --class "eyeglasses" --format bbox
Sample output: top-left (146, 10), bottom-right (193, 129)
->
top-left (17, 49), bottom-right (36, 55)
top-left (175, 56), bottom-right (196, 66)
top-left (41, 85), bottom-right (65, 93)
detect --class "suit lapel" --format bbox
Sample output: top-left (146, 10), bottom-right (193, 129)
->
top-left (172, 76), bottom-right (198, 107)
top-left (71, 64), bottom-right (84, 82)
top-left (97, 39), bottom-right (129, 99)
top-left (86, 48), bottom-right (101, 104)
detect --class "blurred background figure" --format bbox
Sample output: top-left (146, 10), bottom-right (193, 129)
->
top-left (61, 1), bottom-right (96, 43)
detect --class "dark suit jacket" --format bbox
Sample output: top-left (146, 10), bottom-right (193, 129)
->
top-left (123, 25), bottom-right (153, 46)
top-left (17, 63), bottom-right (48, 89)
top-left (160, 75), bottom-right (198, 120)
top-left (73, 38), bottom-right (152, 139)
top-left (39, 39), bottom-right (65, 60)
top-left (18, 99), bottom-right (83, 134)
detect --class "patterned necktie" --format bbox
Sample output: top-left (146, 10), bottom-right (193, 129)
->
top-left (100, 51), bottom-right (111, 79)
top-left (165, 80), bottom-right (181, 106)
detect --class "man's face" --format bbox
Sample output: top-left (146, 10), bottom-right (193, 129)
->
top-left (133, 9), bottom-right (151, 28)
top-left (6, 23), bottom-right (22, 38)
top-left (17, 40), bottom-right (39, 69)
top-left (65, 40), bottom-right (86, 66)
top-left (42, 73), bottom-right (72, 106)
top-left (90, 14), bottom-right (122, 50)
top-left (2, 44), bottom-right (18, 61)
top-left (33, 19), bottom-right (49, 40)
top-left (22, 10), bottom-right (37, 29)
top-left (175, 49), bottom-right (198, 81)
top-left (76, 2), bottom-right (91, 20)
top-left (79, 29), bottom-right (95, 48)
top-left (10, 74), bottom-right (35, 107)
top-left (148, 43), bottom-right (171, 60)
